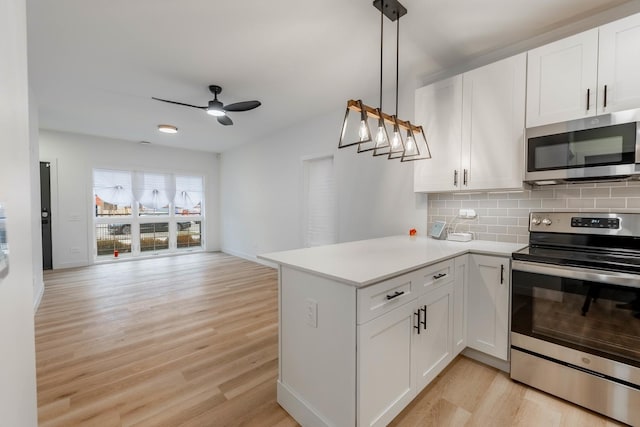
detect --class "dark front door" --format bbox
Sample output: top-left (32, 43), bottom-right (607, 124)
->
top-left (40, 162), bottom-right (52, 270)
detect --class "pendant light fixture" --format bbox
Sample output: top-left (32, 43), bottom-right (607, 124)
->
top-left (338, 0), bottom-right (431, 162)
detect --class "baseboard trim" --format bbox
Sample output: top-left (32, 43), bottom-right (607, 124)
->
top-left (33, 281), bottom-right (44, 312)
top-left (277, 380), bottom-right (332, 427)
top-left (462, 347), bottom-right (510, 373)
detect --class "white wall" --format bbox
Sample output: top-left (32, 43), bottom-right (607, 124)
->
top-left (220, 84), bottom-right (428, 260)
top-left (0, 0), bottom-right (39, 424)
top-left (29, 88), bottom-right (44, 310)
top-left (39, 130), bottom-right (220, 269)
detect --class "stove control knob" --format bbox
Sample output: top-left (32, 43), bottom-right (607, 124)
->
top-left (531, 217), bottom-right (541, 226)
top-left (542, 218), bottom-right (552, 226)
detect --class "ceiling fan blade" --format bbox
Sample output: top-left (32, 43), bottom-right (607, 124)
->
top-left (217, 115), bottom-right (233, 126)
top-left (152, 97), bottom-right (207, 110)
top-left (223, 100), bottom-right (261, 112)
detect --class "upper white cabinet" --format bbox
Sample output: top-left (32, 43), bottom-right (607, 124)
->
top-left (414, 53), bottom-right (526, 193)
top-left (527, 13), bottom-right (640, 127)
top-left (414, 75), bottom-right (463, 192)
top-left (598, 13), bottom-right (640, 114)
top-left (526, 29), bottom-right (598, 127)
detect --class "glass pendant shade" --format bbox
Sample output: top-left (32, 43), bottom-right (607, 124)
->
top-left (359, 109), bottom-right (389, 153)
top-left (402, 125), bottom-right (432, 162)
top-left (387, 117), bottom-right (405, 159)
top-left (338, 100), bottom-right (372, 149)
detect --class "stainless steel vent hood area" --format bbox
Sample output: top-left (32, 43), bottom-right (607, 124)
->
top-left (524, 109), bottom-right (640, 186)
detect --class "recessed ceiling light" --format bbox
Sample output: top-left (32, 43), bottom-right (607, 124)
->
top-left (158, 124), bottom-right (178, 134)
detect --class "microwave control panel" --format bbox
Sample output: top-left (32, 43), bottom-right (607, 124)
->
top-left (571, 217), bottom-right (620, 229)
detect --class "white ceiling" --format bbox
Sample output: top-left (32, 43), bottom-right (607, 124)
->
top-left (27, 0), bottom-right (639, 153)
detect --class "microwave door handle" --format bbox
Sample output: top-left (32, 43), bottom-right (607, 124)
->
top-left (586, 88), bottom-right (590, 111)
top-left (512, 260), bottom-right (640, 289)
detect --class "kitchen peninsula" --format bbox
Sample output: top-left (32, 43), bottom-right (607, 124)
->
top-left (260, 236), bottom-right (525, 427)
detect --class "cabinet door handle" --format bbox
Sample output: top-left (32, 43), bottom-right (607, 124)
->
top-left (433, 273), bottom-right (447, 280)
top-left (453, 170), bottom-right (458, 187)
top-left (604, 85), bottom-right (608, 108)
top-left (414, 310), bottom-right (421, 335)
top-left (386, 290), bottom-right (405, 300)
top-left (421, 305), bottom-right (427, 330)
top-left (463, 169), bottom-right (468, 186)
top-left (500, 264), bottom-right (505, 284)
top-left (586, 88), bottom-right (590, 111)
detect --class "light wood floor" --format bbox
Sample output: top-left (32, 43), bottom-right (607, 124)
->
top-left (36, 252), bottom-right (625, 426)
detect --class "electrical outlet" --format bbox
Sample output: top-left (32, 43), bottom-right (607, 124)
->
top-left (458, 209), bottom-right (477, 219)
top-left (305, 298), bottom-right (318, 328)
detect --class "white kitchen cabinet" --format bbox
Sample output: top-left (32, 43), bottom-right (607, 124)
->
top-left (467, 254), bottom-right (510, 361)
top-left (263, 238), bottom-right (522, 427)
top-left (358, 262), bottom-right (454, 427)
top-left (358, 300), bottom-right (417, 427)
top-left (413, 75), bottom-right (462, 192)
top-left (527, 12), bottom-right (640, 127)
top-left (414, 53), bottom-right (526, 193)
top-left (526, 29), bottom-right (598, 127)
top-left (453, 255), bottom-right (468, 356)
top-left (414, 282), bottom-right (453, 390)
top-left (598, 13), bottom-right (640, 114)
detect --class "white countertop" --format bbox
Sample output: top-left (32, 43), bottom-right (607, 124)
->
top-left (259, 236), bottom-right (526, 287)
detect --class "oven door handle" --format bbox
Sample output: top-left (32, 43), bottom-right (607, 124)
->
top-left (512, 260), bottom-right (640, 289)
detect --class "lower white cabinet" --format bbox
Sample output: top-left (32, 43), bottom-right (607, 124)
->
top-left (467, 254), bottom-right (510, 360)
top-left (414, 283), bottom-right (454, 390)
top-left (358, 300), bottom-right (416, 427)
top-left (453, 255), bottom-right (468, 356)
top-left (358, 270), bottom-right (454, 427)
top-left (276, 253), bottom-right (511, 427)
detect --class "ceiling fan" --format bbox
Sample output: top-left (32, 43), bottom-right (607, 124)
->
top-left (152, 85), bottom-right (261, 126)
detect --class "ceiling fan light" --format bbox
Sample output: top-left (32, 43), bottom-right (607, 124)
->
top-left (157, 124), bottom-right (178, 134)
top-left (206, 108), bottom-right (226, 117)
top-left (207, 99), bottom-right (226, 117)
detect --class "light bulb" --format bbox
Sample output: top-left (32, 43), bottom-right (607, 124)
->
top-left (405, 134), bottom-right (416, 155)
top-left (391, 131), bottom-right (401, 150)
top-left (358, 120), bottom-right (369, 141)
top-left (375, 126), bottom-right (386, 146)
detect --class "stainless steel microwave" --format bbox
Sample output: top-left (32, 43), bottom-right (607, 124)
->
top-left (524, 110), bottom-right (640, 185)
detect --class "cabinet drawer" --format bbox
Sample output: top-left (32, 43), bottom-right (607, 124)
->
top-left (413, 260), bottom-right (454, 295)
top-left (357, 273), bottom-right (417, 324)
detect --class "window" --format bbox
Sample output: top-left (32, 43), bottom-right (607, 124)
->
top-left (175, 175), bottom-right (202, 216)
top-left (94, 169), bottom-right (133, 217)
top-left (93, 169), bottom-right (204, 259)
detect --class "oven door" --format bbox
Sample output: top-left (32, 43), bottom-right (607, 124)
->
top-left (511, 260), bottom-right (640, 372)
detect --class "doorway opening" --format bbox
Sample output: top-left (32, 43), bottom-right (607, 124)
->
top-left (40, 162), bottom-right (52, 269)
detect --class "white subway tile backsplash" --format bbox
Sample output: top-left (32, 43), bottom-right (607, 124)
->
top-left (479, 200), bottom-right (498, 208)
top-left (488, 225), bottom-right (509, 234)
top-left (487, 208), bottom-right (509, 216)
top-left (427, 182), bottom-right (640, 243)
top-left (628, 198), bottom-right (640, 208)
top-left (568, 199), bottom-right (595, 208)
top-left (595, 198), bottom-right (626, 208)
top-left (498, 217), bottom-right (518, 226)
top-left (611, 187), bottom-right (640, 197)
top-left (541, 198), bottom-right (567, 208)
top-left (581, 188), bottom-right (611, 198)
top-left (498, 199), bottom-right (518, 208)
top-left (555, 188), bottom-right (581, 198)
top-left (518, 199), bottom-right (542, 208)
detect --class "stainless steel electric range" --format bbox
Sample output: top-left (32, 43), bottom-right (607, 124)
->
top-left (511, 212), bottom-right (640, 426)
